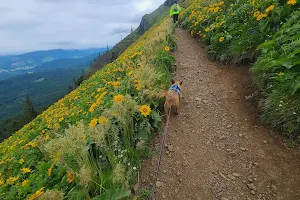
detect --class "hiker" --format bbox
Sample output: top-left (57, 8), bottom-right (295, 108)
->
top-left (170, 1), bottom-right (181, 23)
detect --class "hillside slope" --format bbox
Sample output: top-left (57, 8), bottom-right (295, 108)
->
top-left (0, 12), bottom-right (176, 200)
top-left (85, 0), bottom-right (173, 77)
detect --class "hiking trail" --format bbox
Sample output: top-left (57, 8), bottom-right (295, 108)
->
top-left (140, 29), bottom-right (300, 200)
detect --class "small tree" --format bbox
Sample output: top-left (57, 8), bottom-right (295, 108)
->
top-left (111, 51), bottom-right (117, 62)
top-left (23, 96), bottom-right (37, 123)
top-left (106, 44), bottom-right (109, 53)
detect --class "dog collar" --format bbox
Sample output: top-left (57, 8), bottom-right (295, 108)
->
top-left (169, 84), bottom-right (181, 96)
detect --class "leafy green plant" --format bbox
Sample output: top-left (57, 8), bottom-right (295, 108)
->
top-left (252, 10), bottom-right (300, 141)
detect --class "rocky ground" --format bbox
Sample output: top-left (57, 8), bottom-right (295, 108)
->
top-left (139, 29), bottom-right (300, 200)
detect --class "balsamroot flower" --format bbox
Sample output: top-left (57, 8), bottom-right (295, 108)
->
top-left (219, 37), bottom-right (225, 42)
top-left (139, 105), bottom-right (151, 117)
top-left (113, 94), bottom-right (124, 103)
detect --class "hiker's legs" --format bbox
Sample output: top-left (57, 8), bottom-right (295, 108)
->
top-left (173, 15), bottom-right (176, 23)
top-left (174, 14), bottom-right (179, 23)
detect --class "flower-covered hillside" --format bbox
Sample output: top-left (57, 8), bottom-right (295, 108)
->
top-left (0, 17), bottom-right (177, 199)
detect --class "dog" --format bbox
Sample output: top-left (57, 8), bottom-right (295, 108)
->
top-left (163, 79), bottom-right (183, 116)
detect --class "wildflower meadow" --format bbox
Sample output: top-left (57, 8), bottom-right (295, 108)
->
top-left (0, 18), bottom-right (177, 199)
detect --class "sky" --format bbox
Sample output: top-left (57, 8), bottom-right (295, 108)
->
top-left (0, 0), bottom-right (165, 55)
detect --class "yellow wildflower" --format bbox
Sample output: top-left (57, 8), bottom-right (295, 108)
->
top-left (6, 176), bottom-right (18, 185)
top-left (287, 0), bottom-right (297, 5)
top-left (164, 46), bottom-right (170, 52)
top-left (89, 118), bottom-right (98, 128)
top-left (253, 11), bottom-right (260, 17)
top-left (278, 72), bottom-right (285, 76)
top-left (139, 105), bottom-right (151, 117)
top-left (89, 103), bottom-right (97, 113)
top-left (128, 70), bottom-right (133, 76)
top-left (21, 167), bottom-right (32, 174)
top-left (205, 27), bottom-right (210, 32)
top-left (67, 171), bottom-right (75, 183)
top-left (219, 37), bottom-right (225, 42)
top-left (22, 180), bottom-right (29, 187)
top-left (99, 116), bottom-right (109, 125)
top-left (266, 5), bottom-right (275, 13)
top-left (256, 13), bottom-right (267, 21)
top-left (48, 165), bottom-right (54, 176)
top-left (0, 179), bottom-right (4, 186)
top-left (24, 141), bottom-right (37, 148)
top-left (214, 7), bottom-right (220, 13)
top-left (45, 134), bottom-right (50, 141)
top-left (113, 94), bottom-right (124, 103)
top-left (20, 158), bottom-right (25, 164)
top-left (111, 81), bottom-right (121, 87)
top-left (28, 187), bottom-right (45, 200)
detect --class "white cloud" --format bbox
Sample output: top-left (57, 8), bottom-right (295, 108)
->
top-left (0, 0), bottom-right (165, 54)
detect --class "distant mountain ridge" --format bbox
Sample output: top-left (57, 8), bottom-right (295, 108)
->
top-left (0, 48), bottom-right (107, 80)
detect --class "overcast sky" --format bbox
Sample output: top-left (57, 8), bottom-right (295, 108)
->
top-left (0, 0), bottom-right (165, 55)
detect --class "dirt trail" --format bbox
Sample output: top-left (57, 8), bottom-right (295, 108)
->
top-left (140, 29), bottom-right (300, 200)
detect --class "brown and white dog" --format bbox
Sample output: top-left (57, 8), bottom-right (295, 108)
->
top-left (163, 79), bottom-right (183, 116)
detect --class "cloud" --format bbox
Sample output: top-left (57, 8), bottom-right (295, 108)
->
top-left (0, 0), bottom-right (166, 54)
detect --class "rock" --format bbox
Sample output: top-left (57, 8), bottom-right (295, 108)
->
top-left (133, 183), bottom-right (140, 193)
top-left (175, 188), bottom-right (179, 193)
top-left (165, 151), bottom-right (170, 155)
top-left (263, 140), bottom-right (267, 144)
top-left (227, 124), bottom-right (233, 129)
top-left (240, 147), bottom-right (247, 151)
top-left (168, 144), bottom-right (174, 152)
top-left (250, 190), bottom-right (256, 195)
top-left (247, 175), bottom-right (254, 183)
top-left (219, 135), bottom-right (226, 140)
top-left (183, 160), bottom-right (188, 167)
top-left (176, 171), bottom-right (181, 176)
top-left (179, 178), bottom-right (183, 182)
top-left (239, 134), bottom-right (243, 137)
top-left (195, 97), bottom-right (201, 101)
top-left (228, 174), bottom-right (236, 180)
top-left (233, 173), bottom-right (241, 177)
top-left (247, 183), bottom-right (256, 191)
top-left (271, 184), bottom-right (277, 192)
top-left (202, 100), bottom-right (208, 104)
top-left (156, 181), bottom-right (163, 188)
top-left (221, 197), bottom-right (229, 200)
top-left (219, 172), bottom-right (230, 181)
top-left (162, 195), bottom-right (166, 199)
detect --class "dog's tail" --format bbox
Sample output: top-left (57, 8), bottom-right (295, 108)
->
top-left (161, 84), bottom-right (168, 96)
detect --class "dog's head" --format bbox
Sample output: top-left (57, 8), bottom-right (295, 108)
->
top-left (161, 79), bottom-right (183, 97)
top-left (171, 79), bottom-right (183, 90)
